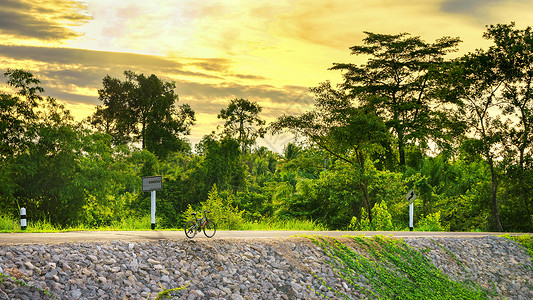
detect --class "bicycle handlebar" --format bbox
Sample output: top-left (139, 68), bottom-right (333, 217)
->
top-left (192, 210), bottom-right (211, 216)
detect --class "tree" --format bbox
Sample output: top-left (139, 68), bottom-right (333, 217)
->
top-left (331, 32), bottom-right (462, 166)
top-left (484, 23), bottom-right (533, 230)
top-left (272, 81), bottom-right (390, 222)
top-left (441, 50), bottom-right (505, 232)
top-left (90, 71), bottom-right (195, 157)
top-left (0, 69), bottom-right (43, 157)
top-left (196, 134), bottom-right (246, 193)
top-left (217, 98), bottom-right (266, 153)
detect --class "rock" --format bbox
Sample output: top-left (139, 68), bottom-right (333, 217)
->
top-left (0, 237), bottom-right (530, 299)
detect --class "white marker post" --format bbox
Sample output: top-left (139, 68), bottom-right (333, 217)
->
top-left (405, 190), bottom-right (417, 231)
top-left (142, 176), bottom-right (163, 230)
top-left (409, 202), bottom-right (414, 231)
top-left (20, 207), bottom-right (27, 230)
top-left (151, 191), bottom-right (156, 230)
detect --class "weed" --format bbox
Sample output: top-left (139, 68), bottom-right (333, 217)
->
top-left (0, 272), bottom-right (57, 299)
top-left (309, 235), bottom-right (490, 299)
top-left (153, 282), bottom-right (189, 299)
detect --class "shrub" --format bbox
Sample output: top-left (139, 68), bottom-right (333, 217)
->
top-left (417, 211), bottom-right (449, 231)
top-left (183, 184), bottom-right (245, 230)
top-left (350, 201), bottom-right (395, 231)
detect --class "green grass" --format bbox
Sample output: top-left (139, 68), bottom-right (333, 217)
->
top-left (0, 214), bottom-right (327, 232)
top-left (240, 217), bottom-right (327, 231)
top-left (0, 215), bottom-right (17, 231)
top-left (309, 235), bottom-right (490, 299)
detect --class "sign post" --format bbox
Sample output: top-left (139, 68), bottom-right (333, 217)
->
top-left (405, 190), bottom-right (417, 231)
top-left (142, 176), bottom-right (162, 230)
top-left (20, 208), bottom-right (27, 230)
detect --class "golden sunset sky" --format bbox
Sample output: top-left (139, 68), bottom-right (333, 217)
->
top-left (1, 0), bottom-right (532, 151)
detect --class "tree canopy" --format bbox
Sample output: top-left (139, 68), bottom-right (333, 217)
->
top-left (90, 71), bottom-right (196, 158)
top-left (1, 23), bottom-right (533, 233)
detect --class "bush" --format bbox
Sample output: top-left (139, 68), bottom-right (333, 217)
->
top-left (183, 184), bottom-right (245, 230)
top-left (417, 211), bottom-right (449, 231)
top-left (350, 201), bottom-right (396, 231)
top-left (0, 215), bottom-right (16, 231)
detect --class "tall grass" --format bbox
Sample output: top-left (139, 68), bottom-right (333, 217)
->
top-left (241, 218), bottom-right (327, 231)
top-left (0, 215), bottom-right (17, 231)
top-left (0, 214), bottom-right (327, 232)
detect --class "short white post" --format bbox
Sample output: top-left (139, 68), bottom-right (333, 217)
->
top-left (151, 190), bottom-right (156, 230)
top-left (20, 208), bottom-right (27, 230)
top-left (409, 202), bottom-right (414, 231)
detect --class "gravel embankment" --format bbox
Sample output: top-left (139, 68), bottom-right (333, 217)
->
top-left (0, 235), bottom-right (531, 299)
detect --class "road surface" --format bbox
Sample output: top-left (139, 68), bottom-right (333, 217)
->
top-left (0, 230), bottom-right (518, 245)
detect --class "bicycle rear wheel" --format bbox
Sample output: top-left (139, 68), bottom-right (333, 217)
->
top-left (185, 220), bottom-right (197, 238)
top-left (203, 220), bottom-right (216, 238)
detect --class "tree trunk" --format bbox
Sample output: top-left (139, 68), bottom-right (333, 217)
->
top-left (398, 135), bottom-right (406, 167)
top-left (488, 158), bottom-right (503, 232)
top-left (355, 150), bottom-right (372, 223)
top-left (360, 181), bottom-right (372, 223)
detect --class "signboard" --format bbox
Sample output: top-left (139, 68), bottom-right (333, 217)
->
top-left (142, 176), bottom-right (162, 192)
top-left (405, 190), bottom-right (417, 231)
top-left (405, 190), bottom-right (417, 204)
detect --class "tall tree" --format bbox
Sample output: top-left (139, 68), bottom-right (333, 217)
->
top-left (331, 32), bottom-right (461, 166)
top-left (441, 51), bottom-right (505, 232)
top-left (90, 71), bottom-right (195, 157)
top-left (217, 98), bottom-right (266, 153)
top-left (484, 23), bottom-right (533, 229)
top-left (272, 81), bottom-right (390, 222)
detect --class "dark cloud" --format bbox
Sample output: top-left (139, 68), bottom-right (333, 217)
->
top-left (45, 89), bottom-right (101, 106)
top-left (440, 0), bottom-right (505, 21)
top-left (0, 45), bottom-right (221, 79)
top-left (188, 58), bottom-right (232, 72)
top-left (186, 58), bottom-right (267, 81)
top-left (232, 74), bottom-right (267, 80)
top-left (175, 80), bottom-right (313, 115)
top-left (0, 45), bottom-right (311, 120)
top-left (0, 0), bottom-right (91, 41)
top-left (40, 68), bottom-right (105, 89)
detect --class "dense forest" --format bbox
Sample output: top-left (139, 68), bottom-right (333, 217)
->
top-left (1, 23), bottom-right (532, 232)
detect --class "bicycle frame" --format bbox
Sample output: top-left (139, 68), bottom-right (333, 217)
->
top-left (185, 210), bottom-right (216, 238)
top-left (193, 213), bottom-right (208, 229)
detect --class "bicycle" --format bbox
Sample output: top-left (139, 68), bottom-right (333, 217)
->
top-left (184, 210), bottom-right (216, 238)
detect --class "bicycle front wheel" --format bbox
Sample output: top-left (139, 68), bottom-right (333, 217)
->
top-left (203, 220), bottom-right (216, 238)
top-left (185, 220), bottom-right (197, 238)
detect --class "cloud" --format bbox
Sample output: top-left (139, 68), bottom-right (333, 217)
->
top-left (0, 0), bottom-right (91, 41)
top-left (0, 44), bottom-right (311, 118)
top-left (0, 45), bottom-right (222, 79)
top-left (440, 0), bottom-right (504, 21)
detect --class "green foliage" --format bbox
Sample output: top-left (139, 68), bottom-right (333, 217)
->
top-left (310, 235), bottom-right (489, 299)
top-left (154, 282), bottom-right (189, 300)
top-left (417, 211), bottom-right (449, 232)
top-left (183, 185), bottom-right (245, 230)
top-left (218, 98), bottom-right (266, 153)
top-left (330, 32), bottom-right (461, 166)
top-left (351, 201), bottom-right (396, 231)
top-left (90, 71), bottom-right (195, 158)
top-left (3, 23), bottom-right (533, 234)
top-left (241, 217), bottom-right (326, 231)
top-left (0, 272), bottom-right (57, 299)
top-left (0, 215), bottom-right (16, 231)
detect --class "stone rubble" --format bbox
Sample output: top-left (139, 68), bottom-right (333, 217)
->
top-left (0, 236), bottom-right (531, 299)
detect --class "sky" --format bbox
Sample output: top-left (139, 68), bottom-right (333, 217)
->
top-left (1, 0), bottom-right (532, 152)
